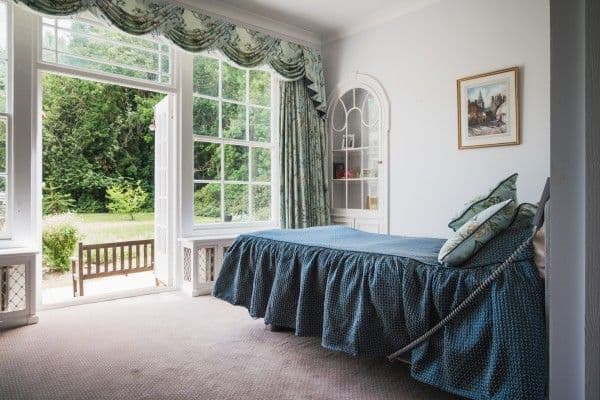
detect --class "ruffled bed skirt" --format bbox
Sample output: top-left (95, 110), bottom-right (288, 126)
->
top-left (213, 226), bottom-right (546, 400)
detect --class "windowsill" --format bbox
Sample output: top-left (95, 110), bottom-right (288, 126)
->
top-left (183, 221), bottom-right (279, 239)
top-left (0, 247), bottom-right (39, 256)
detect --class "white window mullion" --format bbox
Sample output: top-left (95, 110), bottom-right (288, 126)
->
top-left (0, 0), bottom-right (12, 238)
top-left (218, 60), bottom-right (225, 223)
top-left (246, 69), bottom-right (253, 220)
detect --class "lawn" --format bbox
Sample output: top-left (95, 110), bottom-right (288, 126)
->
top-left (42, 212), bottom-right (156, 289)
top-left (73, 213), bottom-right (217, 244)
top-left (77, 212), bottom-right (155, 244)
top-left (44, 212), bottom-right (221, 247)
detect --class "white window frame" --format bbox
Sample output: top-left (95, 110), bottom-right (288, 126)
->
top-left (0, 0), bottom-right (13, 240)
top-left (30, 11), bottom-right (181, 300)
top-left (5, 5), bottom-right (281, 303)
top-left (188, 51), bottom-right (280, 235)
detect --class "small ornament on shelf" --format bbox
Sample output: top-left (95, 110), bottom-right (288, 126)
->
top-left (342, 169), bottom-right (358, 179)
top-left (342, 134), bottom-right (355, 149)
top-left (361, 169), bottom-right (377, 178)
top-left (367, 196), bottom-right (379, 210)
top-left (333, 163), bottom-right (345, 179)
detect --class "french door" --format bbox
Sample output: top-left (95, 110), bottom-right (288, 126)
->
top-left (153, 96), bottom-right (175, 286)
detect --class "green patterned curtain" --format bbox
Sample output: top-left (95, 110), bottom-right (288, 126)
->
top-left (280, 80), bottom-right (330, 228)
top-left (13, 0), bottom-right (327, 117)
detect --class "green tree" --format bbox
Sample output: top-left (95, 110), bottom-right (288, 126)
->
top-left (106, 182), bottom-right (149, 221)
top-left (43, 185), bottom-right (75, 215)
top-left (42, 74), bottom-right (163, 212)
top-left (194, 184), bottom-right (220, 219)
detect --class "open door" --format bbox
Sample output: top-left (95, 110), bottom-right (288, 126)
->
top-left (153, 96), bottom-right (174, 286)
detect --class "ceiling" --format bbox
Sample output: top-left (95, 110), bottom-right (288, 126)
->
top-left (180, 0), bottom-right (438, 43)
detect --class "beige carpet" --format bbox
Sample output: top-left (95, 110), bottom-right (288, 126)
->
top-left (0, 292), bottom-right (460, 400)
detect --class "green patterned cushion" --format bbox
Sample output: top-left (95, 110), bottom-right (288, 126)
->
top-left (439, 199), bottom-right (517, 266)
top-left (510, 202), bottom-right (538, 229)
top-left (448, 173), bottom-right (518, 231)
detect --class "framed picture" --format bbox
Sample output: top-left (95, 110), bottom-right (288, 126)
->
top-left (457, 67), bottom-right (520, 149)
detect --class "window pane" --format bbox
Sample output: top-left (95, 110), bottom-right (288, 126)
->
top-left (224, 184), bottom-right (248, 222)
top-left (194, 183), bottom-right (221, 224)
top-left (0, 0), bottom-right (6, 113)
top-left (249, 70), bottom-right (270, 106)
top-left (0, 61), bottom-right (6, 113)
top-left (224, 144), bottom-right (248, 181)
top-left (0, 117), bottom-right (5, 173)
top-left (0, 198), bottom-right (5, 232)
top-left (193, 97), bottom-right (218, 137)
top-left (222, 102), bottom-right (246, 140)
top-left (56, 54), bottom-right (159, 82)
top-left (252, 148), bottom-right (270, 182)
top-left (193, 56), bottom-right (218, 97)
top-left (252, 185), bottom-right (271, 221)
top-left (57, 18), bottom-right (159, 51)
top-left (42, 26), bottom-right (55, 50)
top-left (222, 63), bottom-right (245, 102)
top-left (160, 54), bottom-right (170, 83)
top-left (0, 175), bottom-right (5, 191)
top-left (194, 142), bottom-right (221, 180)
top-left (250, 107), bottom-right (270, 142)
top-left (56, 30), bottom-right (159, 72)
top-left (42, 49), bottom-right (56, 63)
top-left (42, 16), bottom-right (171, 84)
top-left (0, 2), bottom-right (6, 59)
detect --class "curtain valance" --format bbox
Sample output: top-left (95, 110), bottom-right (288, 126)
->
top-left (14, 0), bottom-right (326, 117)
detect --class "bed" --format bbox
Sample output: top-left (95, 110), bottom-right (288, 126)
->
top-left (213, 207), bottom-right (546, 400)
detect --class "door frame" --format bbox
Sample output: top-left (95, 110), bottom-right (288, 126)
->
top-left (24, 11), bottom-right (182, 308)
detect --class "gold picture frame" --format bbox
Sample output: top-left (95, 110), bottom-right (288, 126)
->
top-left (457, 66), bottom-right (520, 149)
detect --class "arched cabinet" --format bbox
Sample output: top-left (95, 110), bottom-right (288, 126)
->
top-left (327, 73), bottom-right (390, 233)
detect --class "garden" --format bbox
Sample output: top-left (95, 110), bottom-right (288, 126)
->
top-left (40, 23), bottom-right (269, 277)
top-left (41, 71), bottom-right (163, 273)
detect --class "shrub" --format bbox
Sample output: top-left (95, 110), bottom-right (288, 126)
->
top-left (106, 181), bottom-right (148, 221)
top-left (43, 185), bottom-right (75, 215)
top-left (42, 213), bottom-right (81, 272)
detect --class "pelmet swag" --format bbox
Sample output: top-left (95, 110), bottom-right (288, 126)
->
top-left (15, 0), bottom-right (331, 228)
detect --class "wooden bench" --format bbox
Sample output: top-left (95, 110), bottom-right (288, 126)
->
top-left (71, 239), bottom-right (154, 297)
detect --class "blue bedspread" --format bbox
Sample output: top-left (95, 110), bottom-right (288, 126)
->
top-left (213, 224), bottom-right (546, 400)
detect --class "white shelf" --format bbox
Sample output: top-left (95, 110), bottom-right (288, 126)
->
top-left (332, 178), bottom-right (378, 182)
top-left (332, 146), bottom-right (377, 152)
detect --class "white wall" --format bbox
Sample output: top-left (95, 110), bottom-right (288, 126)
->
top-left (323, 0), bottom-right (550, 237)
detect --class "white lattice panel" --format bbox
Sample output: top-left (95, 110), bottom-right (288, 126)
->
top-left (183, 247), bottom-right (192, 283)
top-left (197, 247), bottom-right (215, 283)
top-left (180, 237), bottom-right (235, 296)
top-left (0, 264), bottom-right (26, 312)
top-left (0, 251), bottom-right (37, 329)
